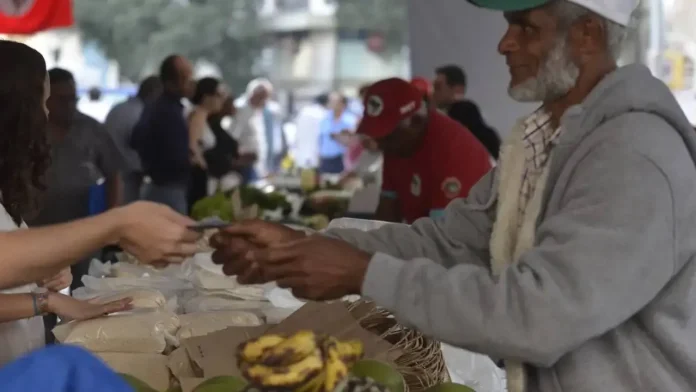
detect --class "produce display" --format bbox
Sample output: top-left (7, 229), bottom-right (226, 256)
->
top-left (72, 233), bottom-right (486, 392)
top-left (424, 383), bottom-right (477, 392)
top-left (237, 330), bottom-right (364, 392)
top-left (350, 360), bottom-right (404, 392)
top-left (193, 376), bottom-right (248, 392)
top-left (191, 187), bottom-right (291, 222)
top-left (300, 214), bottom-right (330, 231)
top-left (338, 376), bottom-right (390, 392)
top-left (119, 373), bottom-right (158, 392)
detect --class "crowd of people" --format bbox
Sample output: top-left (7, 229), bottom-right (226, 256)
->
top-left (2, 0), bottom-right (696, 391)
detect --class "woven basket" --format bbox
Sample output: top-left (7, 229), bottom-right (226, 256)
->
top-left (347, 300), bottom-right (449, 392)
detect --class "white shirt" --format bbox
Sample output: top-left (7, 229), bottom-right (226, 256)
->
top-left (292, 104), bottom-right (328, 168)
top-left (184, 107), bottom-right (217, 152)
top-left (0, 204), bottom-right (44, 366)
top-left (77, 99), bottom-right (111, 124)
top-left (232, 102), bottom-right (284, 177)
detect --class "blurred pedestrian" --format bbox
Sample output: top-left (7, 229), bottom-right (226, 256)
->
top-left (131, 54), bottom-right (195, 214)
top-left (104, 76), bottom-right (161, 204)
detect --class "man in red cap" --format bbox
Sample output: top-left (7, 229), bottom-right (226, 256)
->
top-left (359, 78), bottom-right (492, 223)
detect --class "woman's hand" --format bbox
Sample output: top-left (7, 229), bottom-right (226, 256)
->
top-left (107, 202), bottom-right (201, 265)
top-left (38, 268), bottom-right (72, 292)
top-left (47, 293), bottom-right (132, 321)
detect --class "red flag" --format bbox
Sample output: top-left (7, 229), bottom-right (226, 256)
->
top-left (0, 0), bottom-right (73, 34)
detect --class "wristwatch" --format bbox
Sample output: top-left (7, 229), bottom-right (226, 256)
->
top-left (31, 287), bottom-right (50, 316)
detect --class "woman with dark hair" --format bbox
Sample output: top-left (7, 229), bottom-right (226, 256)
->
top-left (0, 41), bottom-right (200, 364)
top-left (187, 77), bottom-right (226, 211)
top-left (205, 96), bottom-right (249, 191)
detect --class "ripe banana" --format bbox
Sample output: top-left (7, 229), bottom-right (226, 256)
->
top-left (334, 340), bottom-right (364, 366)
top-left (238, 330), bottom-right (365, 392)
top-left (322, 337), bottom-right (350, 392)
top-left (296, 372), bottom-right (325, 392)
top-left (242, 348), bottom-right (325, 388)
top-left (238, 334), bottom-right (286, 363)
top-left (258, 330), bottom-right (319, 367)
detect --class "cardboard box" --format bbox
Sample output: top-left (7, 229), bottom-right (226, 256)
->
top-left (169, 301), bottom-right (396, 387)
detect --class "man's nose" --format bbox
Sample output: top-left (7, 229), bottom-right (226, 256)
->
top-left (498, 27), bottom-right (520, 55)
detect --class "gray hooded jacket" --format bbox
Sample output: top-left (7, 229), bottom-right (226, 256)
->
top-left (325, 64), bottom-right (696, 391)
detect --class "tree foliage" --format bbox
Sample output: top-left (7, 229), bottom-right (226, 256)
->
top-left (73, 0), bottom-right (262, 92)
top-left (334, 0), bottom-right (408, 52)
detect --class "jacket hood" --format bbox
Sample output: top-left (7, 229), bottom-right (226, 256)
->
top-left (560, 64), bottom-right (696, 156)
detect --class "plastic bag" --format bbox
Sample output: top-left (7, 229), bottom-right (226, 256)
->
top-left (442, 343), bottom-right (507, 392)
top-left (182, 294), bottom-right (271, 314)
top-left (53, 310), bottom-right (180, 354)
top-left (81, 275), bottom-right (192, 299)
top-left (265, 286), bottom-right (305, 310)
top-left (186, 254), bottom-right (266, 301)
top-left (88, 259), bottom-right (113, 278)
top-left (263, 286), bottom-right (359, 310)
top-left (325, 217), bottom-right (392, 231)
top-left (176, 311), bottom-right (263, 341)
top-left (74, 288), bottom-right (174, 311)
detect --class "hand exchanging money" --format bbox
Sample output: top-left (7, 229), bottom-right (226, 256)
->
top-left (211, 221), bottom-right (371, 301)
top-left (109, 202), bottom-right (201, 265)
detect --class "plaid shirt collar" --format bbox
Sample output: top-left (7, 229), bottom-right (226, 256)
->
top-left (516, 109), bottom-right (562, 223)
top-left (521, 109), bottom-right (562, 170)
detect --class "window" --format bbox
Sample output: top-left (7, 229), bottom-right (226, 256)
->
top-left (276, 0), bottom-right (309, 12)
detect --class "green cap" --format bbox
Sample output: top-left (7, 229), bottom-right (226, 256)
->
top-left (468, 0), bottom-right (551, 11)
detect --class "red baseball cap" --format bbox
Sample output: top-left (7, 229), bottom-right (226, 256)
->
top-left (357, 78), bottom-right (423, 139)
top-left (411, 77), bottom-right (432, 96)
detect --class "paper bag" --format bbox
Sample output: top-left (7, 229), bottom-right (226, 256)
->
top-left (177, 302), bottom-right (396, 382)
top-left (182, 326), bottom-right (268, 378)
top-left (266, 302), bottom-right (393, 360)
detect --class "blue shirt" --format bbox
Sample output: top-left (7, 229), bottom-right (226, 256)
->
top-left (0, 345), bottom-right (132, 392)
top-left (318, 111), bottom-right (358, 158)
top-left (131, 93), bottom-right (190, 185)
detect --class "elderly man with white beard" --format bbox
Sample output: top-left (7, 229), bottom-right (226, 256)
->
top-left (210, 1), bottom-right (696, 391)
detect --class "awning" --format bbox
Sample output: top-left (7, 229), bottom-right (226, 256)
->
top-left (0, 0), bottom-right (73, 34)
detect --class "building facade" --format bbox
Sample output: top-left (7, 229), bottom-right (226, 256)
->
top-left (257, 0), bottom-right (409, 108)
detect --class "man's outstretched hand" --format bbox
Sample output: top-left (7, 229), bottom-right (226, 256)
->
top-left (210, 220), bottom-right (373, 300)
top-left (210, 220), bottom-right (306, 284)
top-left (248, 235), bottom-right (372, 301)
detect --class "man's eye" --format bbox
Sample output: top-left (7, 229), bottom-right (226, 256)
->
top-left (522, 24), bottom-right (537, 36)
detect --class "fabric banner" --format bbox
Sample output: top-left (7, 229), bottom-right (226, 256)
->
top-left (0, 0), bottom-right (73, 34)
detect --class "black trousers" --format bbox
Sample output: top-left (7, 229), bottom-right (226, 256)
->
top-left (188, 165), bottom-right (209, 213)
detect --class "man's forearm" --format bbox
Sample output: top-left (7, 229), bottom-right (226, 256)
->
top-left (0, 212), bottom-right (120, 290)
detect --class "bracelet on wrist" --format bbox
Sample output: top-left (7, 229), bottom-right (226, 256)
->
top-left (31, 293), bottom-right (39, 316)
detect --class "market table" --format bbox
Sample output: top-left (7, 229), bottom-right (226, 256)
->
top-left (56, 217), bottom-right (506, 392)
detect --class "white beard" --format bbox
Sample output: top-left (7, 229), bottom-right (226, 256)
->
top-left (508, 37), bottom-right (580, 103)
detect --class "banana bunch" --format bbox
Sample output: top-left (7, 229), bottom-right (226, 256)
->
top-left (238, 330), bottom-right (364, 392)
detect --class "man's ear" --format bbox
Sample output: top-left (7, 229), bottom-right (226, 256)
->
top-left (454, 85), bottom-right (466, 96)
top-left (568, 14), bottom-right (607, 63)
